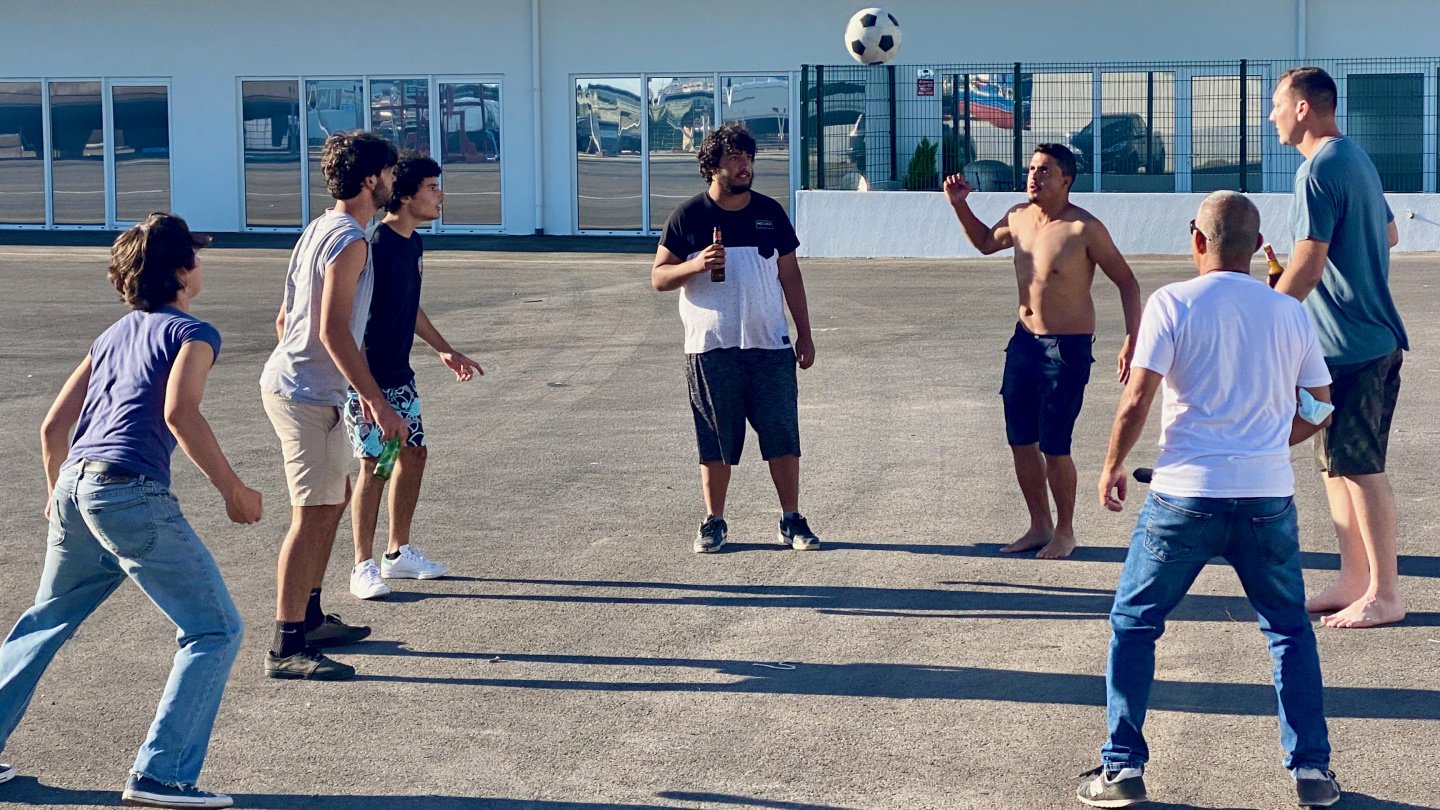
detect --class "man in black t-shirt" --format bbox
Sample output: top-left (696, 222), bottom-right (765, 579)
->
top-left (652, 123), bottom-right (820, 554)
top-left (345, 152), bottom-right (484, 600)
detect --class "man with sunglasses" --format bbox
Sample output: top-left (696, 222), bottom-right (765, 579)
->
top-left (1081, 191), bottom-right (1339, 808)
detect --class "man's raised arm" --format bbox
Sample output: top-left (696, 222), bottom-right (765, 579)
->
top-left (943, 173), bottom-right (1013, 255)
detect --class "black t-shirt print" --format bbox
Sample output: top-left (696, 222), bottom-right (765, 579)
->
top-left (659, 192), bottom-right (800, 262)
top-left (363, 223), bottom-right (425, 389)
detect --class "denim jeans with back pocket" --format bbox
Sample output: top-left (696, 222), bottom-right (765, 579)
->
top-left (1102, 491), bottom-right (1329, 771)
top-left (0, 466), bottom-right (243, 787)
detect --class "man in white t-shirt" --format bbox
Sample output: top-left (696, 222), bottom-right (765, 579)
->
top-left (1077, 192), bottom-right (1340, 808)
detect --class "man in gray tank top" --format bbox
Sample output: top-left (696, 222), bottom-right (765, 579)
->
top-left (259, 131), bottom-right (405, 681)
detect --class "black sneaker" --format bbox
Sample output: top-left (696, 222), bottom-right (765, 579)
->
top-left (1076, 765), bottom-right (1147, 807)
top-left (122, 773), bottom-right (232, 808)
top-left (1294, 768), bottom-right (1341, 807)
top-left (264, 649), bottom-right (356, 681)
top-left (694, 516), bottom-right (728, 553)
top-left (779, 513), bottom-right (820, 550)
top-left (304, 614), bottom-right (371, 648)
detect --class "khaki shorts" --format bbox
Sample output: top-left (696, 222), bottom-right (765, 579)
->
top-left (261, 388), bottom-right (351, 507)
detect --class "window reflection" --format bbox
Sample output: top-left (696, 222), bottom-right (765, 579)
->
top-left (0, 82), bottom-right (44, 224)
top-left (1190, 75), bottom-right (1263, 193)
top-left (112, 85), bottom-right (170, 222)
top-left (242, 80), bottom-right (301, 227)
top-left (438, 82), bottom-right (501, 226)
top-left (371, 79), bottom-right (430, 154)
top-left (576, 78), bottom-right (642, 230)
top-left (1349, 73), bottom-right (1423, 193)
top-left (648, 77), bottom-right (713, 229)
top-left (307, 79), bottom-right (364, 219)
top-left (722, 75), bottom-right (790, 212)
top-left (49, 81), bottom-right (105, 224)
top-left (1098, 72), bottom-right (1175, 192)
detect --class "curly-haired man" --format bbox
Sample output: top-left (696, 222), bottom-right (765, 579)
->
top-left (652, 123), bottom-right (820, 554)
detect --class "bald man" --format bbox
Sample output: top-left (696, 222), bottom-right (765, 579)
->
top-left (1080, 191), bottom-right (1339, 808)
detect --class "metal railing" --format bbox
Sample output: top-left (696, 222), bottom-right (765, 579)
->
top-left (800, 57), bottom-right (1440, 194)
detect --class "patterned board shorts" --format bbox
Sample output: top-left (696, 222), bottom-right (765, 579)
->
top-left (343, 380), bottom-right (427, 459)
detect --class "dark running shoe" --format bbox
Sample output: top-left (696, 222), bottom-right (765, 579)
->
top-left (264, 649), bottom-right (356, 681)
top-left (779, 513), bottom-right (820, 550)
top-left (122, 773), bottom-right (232, 808)
top-left (1076, 765), bottom-right (1146, 807)
top-left (304, 614), bottom-right (371, 648)
top-left (1294, 768), bottom-right (1341, 807)
top-left (693, 516), bottom-right (728, 553)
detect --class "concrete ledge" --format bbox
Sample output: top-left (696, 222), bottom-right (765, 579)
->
top-left (796, 190), bottom-right (1440, 258)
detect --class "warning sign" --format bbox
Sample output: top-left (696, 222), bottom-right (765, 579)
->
top-left (916, 68), bottom-right (935, 97)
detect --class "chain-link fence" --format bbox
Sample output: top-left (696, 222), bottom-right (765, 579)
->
top-left (800, 58), bottom-right (1438, 194)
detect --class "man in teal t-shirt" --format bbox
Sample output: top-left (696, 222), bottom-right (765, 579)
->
top-left (1271, 66), bottom-right (1408, 630)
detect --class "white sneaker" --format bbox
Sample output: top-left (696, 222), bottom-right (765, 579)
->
top-left (380, 545), bottom-right (449, 580)
top-left (349, 560), bottom-right (391, 600)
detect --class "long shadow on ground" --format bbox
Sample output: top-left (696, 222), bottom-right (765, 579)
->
top-left (350, 643), bottom-right (1440, 721)
top-left (460, 577), bottom-right (1440, 626)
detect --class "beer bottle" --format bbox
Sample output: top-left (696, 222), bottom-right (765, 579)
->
top-left (1263, 243), bottom-right (1284, 289)
top-left (374, 436), bottom-right (402, 481)
top-left (711, 227), bottom-right (725, 283)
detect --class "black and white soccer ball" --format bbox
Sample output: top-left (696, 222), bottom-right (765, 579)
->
top-left (845, 8), bottom-right (901, 65)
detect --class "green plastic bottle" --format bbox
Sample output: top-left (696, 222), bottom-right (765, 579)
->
top-left (374, 436), bottom-right (402, 481)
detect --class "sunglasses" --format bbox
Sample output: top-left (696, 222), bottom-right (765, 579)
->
top-left (1189, 219), bottom-right (1210, 240)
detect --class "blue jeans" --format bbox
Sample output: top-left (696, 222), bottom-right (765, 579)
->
top-left (1103, 491), bottom-right (1329, 771)
top-left (0, 466), bottom-right (243, 786)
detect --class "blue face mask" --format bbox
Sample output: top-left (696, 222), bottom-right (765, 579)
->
top-left (1298, 388), bottom-right (1335, 425)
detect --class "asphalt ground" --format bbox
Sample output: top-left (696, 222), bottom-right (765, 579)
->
top-left (0, 246), bottom-right (1436, 810)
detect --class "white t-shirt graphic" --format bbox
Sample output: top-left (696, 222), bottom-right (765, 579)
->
top-left (1132, 271), bottom-right (1331, 498)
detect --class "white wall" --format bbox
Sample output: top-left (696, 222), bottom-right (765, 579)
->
top-left (5, 1), bottom-right (1440, 233)
top-left (795, 190), bottom-right (1440, 257)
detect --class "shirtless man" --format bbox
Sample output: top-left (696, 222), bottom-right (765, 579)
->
top-left (945, 144), bottom-right (1142, 559)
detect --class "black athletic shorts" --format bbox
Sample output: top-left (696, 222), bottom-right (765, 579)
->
top-left (1316, 348), bottom-right (1402, 477)
top-left (687, 347), bottom-right (800, 464)
top-left (1000, 321), bottom-right (1094, 457)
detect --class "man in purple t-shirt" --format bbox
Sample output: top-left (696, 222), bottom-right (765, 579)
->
top-left (0, 214), bottom-right (261, 809)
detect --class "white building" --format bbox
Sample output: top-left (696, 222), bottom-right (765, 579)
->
top-left (3, 0), bottom-right (1439, 249)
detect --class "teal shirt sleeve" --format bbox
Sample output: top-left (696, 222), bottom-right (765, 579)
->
top-left (1297, 174), bottom-right (1338, 244)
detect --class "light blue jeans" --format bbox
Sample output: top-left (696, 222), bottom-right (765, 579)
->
top-left (1103, 491), bottom-right (1330, 772)
top-left (0, 465), bottom-right (243, 787)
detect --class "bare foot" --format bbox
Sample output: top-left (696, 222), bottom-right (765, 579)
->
top-left (1001, 527), bottom-right (1052, 554)
top-left (1037, 532), bottom-right (1077, 560)
top-left (1304, 580), bottom-right (1370, 614)
top-left (1322, 595), bottom-right (1407, 629)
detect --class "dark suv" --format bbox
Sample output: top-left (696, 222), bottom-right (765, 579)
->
top-left (1069, 114), bottom-right (1166, 175)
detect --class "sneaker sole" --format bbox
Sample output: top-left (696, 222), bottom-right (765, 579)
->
top-left (264, 667), bottom-right (355, 681)
top-left (1299, 795), bottom-right (1341, 809)
top-left (693, 539), bottom-right (726, 553)
top-left (380, 570), bottom-right (448, 580)
top-left (1076, 796), bottom-right (1146, 808)
top-left (351, 588), bottom-right (391, 600)
top-left (122, 790), bottom-right (233, 808)
top-left (778, 531), bottom-right (820, 551)
top-left (0, 767), bottom-right (14, 785)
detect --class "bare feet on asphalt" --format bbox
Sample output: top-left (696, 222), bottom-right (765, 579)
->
top-left (1001, 527), bottom-right (1052, 554)
top-left (1322, 594), bottom-right (1407, 629)
top-left (1305, 580), bottom-right (1370, 614)
top-left (1036, 532), bottom-right (1077, 559)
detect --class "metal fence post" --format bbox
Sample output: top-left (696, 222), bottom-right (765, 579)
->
top-left (815, 64), bottom-right (826, 190)
top-left (1145, 71), bottom-right (1155, 174)
top-left (887, 64), bottom-right (899, 183)
top-left (800, 65), bottom-right (810, 190)
top-left (963, 73), bottom-right (971, 164)
top-left (1013, 62), bottom-right (1024, 190)
top-left (1239, 59), bottom-right (1248, 193)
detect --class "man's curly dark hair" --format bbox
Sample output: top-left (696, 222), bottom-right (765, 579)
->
top-left (321, 130), bottom-right (398, 200)
top-left (697, 123), bottom-right (757, 182)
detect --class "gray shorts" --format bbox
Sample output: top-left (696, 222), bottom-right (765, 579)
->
top-left (686, 348), bottom-right (800, 464)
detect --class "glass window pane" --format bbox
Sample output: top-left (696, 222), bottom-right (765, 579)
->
top-left (49, 81), bottom-right (105, 225)
top-left (648, 76), bottom-right (714, 230)
top-left (1190, 75), bottom-right (1263, 193)
top-left (948, 73), bottom-right (1023, 191)
top-left (1024, 72), bottom-right (1091, 192)
top-left (1100, 72), bottom-right (1175, 192)
top-left (371, 79), bottom-right (430, 154)
top-left (813, 67), bottom-right (865, 190)
top-left (0, 82), bottom-right (45, 224)
top-left (722, 75), bottom-right (790, 214)
top-left (242, 80), bottom-right (301, 227)
top-left (576, 77), bottom-right (642, 230)
top-left (112, 85), bottom-right (170, 222)
top-left (1348, 73), bottom-right (1423, 193)
top-left (437, 82), bottom-right (501, 226)
top-left (307, 79), bottom-right (364, 220)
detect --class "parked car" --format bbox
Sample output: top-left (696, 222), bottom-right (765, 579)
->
top-left (1068, 113), bottom-right (1165, 175)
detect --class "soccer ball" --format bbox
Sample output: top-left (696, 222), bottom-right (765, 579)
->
top-left (845, 8), bottom-right (901, 65)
